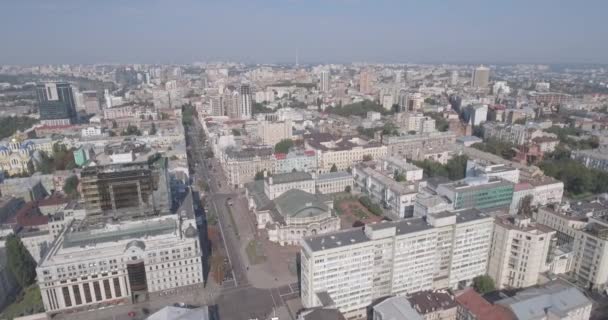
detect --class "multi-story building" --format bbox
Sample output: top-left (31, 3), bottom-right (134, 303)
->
top-left (273, 150), bottom-right (317, 173)
top-left (407, 290), bottom-right (458, 320)
top-left (264, 172), bottom-right (315, 200)
top-left (36, 215), bottom-right (203, 315)
top-left (436, 176), bottom-right (514, 210)
top-left (81, 90), bottom-right (100, 115)
top-left (305, 133), bottom-right (387, 173)
top-left (487, 215), bottom-right (555, 289)
top-left (534, 206), bottom-right (588, 246)
top-left (352, 164), bottom-right (418, 218)
top-left (572, 215), bottom-right (608, 292)
top-left (471, 66), bottom-right (490, 88)
top-left (383, 132), bottom-right (456, 160)
top-left (396, 113), bottom-right (436, 134)
top-left (222, 146), bottom-right (274, 187)
top-left (465, 160), bottom-right (520, 183)
top-left (465, 104), bottom-right (488, 126)
top-left (80, 151), bottom-right (171, 219)
top-left (528, 176), bottom-right (564, 207)
top-left (239, 84), bottom-right (252, 119)
top-left (382, 157), bottom-right (424, 182)
top-left (359, 70), bottom-right (373, 94)
top-left (36, 82), bottom-right (77, 125)
top-left (300, 209), bottom-right (494, 318)
top-left (257, 120), bottom-right (292, 146)
top-left (571, 149), bottom-right (608, 172)
top-left (482, 123), bottom-right (556, 147)
top-left (315, 172), bottom-right (353, 194)
top-left (320, 70), bottom-right (330, 93)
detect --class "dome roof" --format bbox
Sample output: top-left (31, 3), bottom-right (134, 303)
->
top-left (274, 189), bottom-right (329, 218)
top-left (184, 224), bottom-right (197, 238)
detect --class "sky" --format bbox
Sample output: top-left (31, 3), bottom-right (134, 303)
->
top-left (1, 0), bottom-right (607, 65)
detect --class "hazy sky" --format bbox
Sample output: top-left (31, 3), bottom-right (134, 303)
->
top-left (1, 0), bottom-right (607, 65)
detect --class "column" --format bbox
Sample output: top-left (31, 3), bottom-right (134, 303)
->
top-left (109, 277), bottom-right (117, 299)
top-left (78, 283), bottom-right (86, 304)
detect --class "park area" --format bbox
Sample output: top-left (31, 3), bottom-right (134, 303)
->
top-left (334, 196), bottom-right (383, 229)
top-left (0, 285), bottom-right (44, 319)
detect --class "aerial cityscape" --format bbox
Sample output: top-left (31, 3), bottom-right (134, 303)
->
top-left (1, 1), bottom-right (608, 320)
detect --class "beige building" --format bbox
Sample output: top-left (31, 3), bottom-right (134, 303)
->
top-left (383, 132), bottom-right (456, 160)
top-left (223, 146), bottom-right (274, 187)
top-left (263, 172), bottom-right (315, 200)
top-left (257, 120), bottom-right (292, 146)
top-left (488, 215), bottom-right (555, 289)
top-left (305, 133), bottom-right (387, 173)
top-left (534, 206), bottom-right (587, 246)
top-left (315, 171), bottom-right (353, 194)
top-left (572, 216), bottom-right (608, 292)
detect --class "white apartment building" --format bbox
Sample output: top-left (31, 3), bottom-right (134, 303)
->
top-left (397, 113), bottom-right (436, 134)
top-left (81, 127), bottom-right (103, 138)
top-left (257, 120), bottom-right (292, 146)
top-left (465, 160), bottom-right (520, 183)
top-left (572, 215), bottom-right (608, 292)
top-left (382, 157), bottom-right (424, 182)
top-left (300, 209), bottom-right (494, 318)
top-left (352, 165), bottom-right (418, 218)
top-left (534, 206), bottom-right (588, 246)
top-left (529, 177), bottom-right (564, 207)
top-left (223, 147), bottom-right (274, 187)
top-left (488, 215), bottom-right (555, 289)
top-left (36, 215), bottom-right (203, 315)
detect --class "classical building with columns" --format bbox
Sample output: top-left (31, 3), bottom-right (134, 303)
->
top-left (36, 215), bottom-right (202, 315)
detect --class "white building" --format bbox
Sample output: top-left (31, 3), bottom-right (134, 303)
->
top-left (300, 209), bottom-right (493, 318)
top-left (529, 177), bottom-right (564, 207)
top-left (305, 133), bottom-right (387, 173)
top-left (36, 215), bottom-right (203, 315)
top-left (264, 172), bottom-right (315, 200)
top-left (382, 157), bottom-right (424, 182)
top-left (398, 113), bottom-right (436, 134)
top-left (320, 70), bottom-right (330, 93)
top-left (465, 160), bottom-right (520, 183)
top-left (315, 171), bottom-right (353, 194)
top-left (488, 215), bottom-right (555, 289)
top-left (257, 120), bottom-right (292, 146)
top-left (80, 127), bottom-right (103, 138)
top-left (572, 215), bottom-right (608, 292)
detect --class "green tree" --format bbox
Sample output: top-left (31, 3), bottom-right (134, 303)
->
top-left (362, 154), bottom-right (373, 161)
top-left (518, 195), bottom-right (534, 216)
top-left (445, 155), bottom-right (469, 180)
top-left (231, 129), bottom-right (241, 136)
top-left (254, 170), bottom-right (269, 180)
top-left (0, 116), bottom-right (39, 140)
top-left (330, 164), bottom-right (338, 172)
top-left (149, 122), bottom-right (157, 135)
top-left (472, 275), bottom-right (496, 294)
top-left (344, 185), bottom-right (352, 193)
top-left (274, 139), bottom-right (294, 154)
top-left (63, 175), bottom-right (79, 198)
top-left (424, 112), bottom-right (449, 132)
top-left (5, 234), bottom-right (37, 288)
top-left (122, 124), bottom-right (142, 136)
top-left (111, 120), bottom-right (118, 129)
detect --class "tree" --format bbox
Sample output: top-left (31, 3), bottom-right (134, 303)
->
top-left (518, 195), bottom-right (534, 216)
top-left (63, 175), bottom-right (79, 198)
top-left (330, 164), bottom-right (338, 172)
top-left (149, 122), bottom-right (157, 135)
top-left (362, 154), bottom-right (373, 162)
top-left (274, 139), bottom-right (294, 154)
top-left (122, 124), bottom-right (142, 136)
top-left (254, 170), bottom-right (269, 180)
top-left (445, 155), bottom-right (469, 180)
top-left (5, 234), bottom-right (37, 288)
top-left (394, 170), bottom-right (406, 182)
top-left (472, 275), bottom-right (496, 294)
top-left (344, 185), bottom-right (352, 193)
top-left (0, 116), bottom-right (39, 140)
top-left (111, 120), bottom-right (118, 129)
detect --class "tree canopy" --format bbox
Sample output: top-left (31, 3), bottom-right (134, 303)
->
top-left (413, 155), bottom-right (469, 180)
top-left (325, 100), bottom-right (393, 117)
top-left (122, 124), bottom-right (142, 136)
top-left (5, 234), bottom-right (37, 288)
top-left (63, 175), bottom-right (79, 199)
top-left (472, 275), bottom-right (496, 294)
top-left (330, 164), bottom-right (338, 172)
top-left (424, 112), bottom-right (449, 132)
top-left (471, 139), bottom-right (517, 160)
top-left (0, 116), bottom-right (38, 140)
top-left (274, 139), bottom-right (294, 154)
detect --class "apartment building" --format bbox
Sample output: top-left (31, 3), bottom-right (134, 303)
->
top-left (273, 150), bottom-right (317, 173)
top-left (534, 206), bottom-right (588, 246)
top-left (528, 176), bottom-right (564, 207)
top-left (482, 123), bottom-right (556, 146)
top-left (571, 149), bottom-right (608, 172)
top-left (352, 165), bottom-right (418, 218)
top-left (488, 215), bottom-right (555, 289)
top-left (36, 215), bottom-right (203, 315)
top-left (223, 146), bottom-right (274, 187)
top-left (382, 156), bottom-right (424, 182)
top-left (572, 215), bottom-right (608, 292)
top-left (300, 209), bottom-right (494, 318)
top-left (383, 132), bottom-right (456, 160)
top-left (256, 120), bottom-right (292, 146)
top-left (305, 133), bottom-right (387, 172)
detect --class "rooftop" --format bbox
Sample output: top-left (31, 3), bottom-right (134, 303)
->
top-left (408, 290), bottom-right (457, 315)
top-left (317, 171), bottom-right (352, 181)
top-left (455, 288), bottom-right (515, 320)
top-left (267, 171), bottom-right (313, 184)
top-left (374, 296), bottom-right (423, 320)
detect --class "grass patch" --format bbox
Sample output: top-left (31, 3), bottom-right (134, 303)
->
top-left (0, 285), bottom-right (44, 319)
top-left (245, 240), bottom-right (266, 265)
top-left (226, 206), bottom-right (240, 240)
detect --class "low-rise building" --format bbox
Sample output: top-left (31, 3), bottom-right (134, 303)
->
top-left (455, 288), bottom-right (516, 320)
top-left (383, 132), bottom-right (456, 160)
top-left (407, 290), bottom-right (458, 320)
top-left (223, 146), bottom-right (274, 187)
top-left (571, 148), bottom-right (608, 172)
top-left (264, 171), bottom-right (315, 200)
top-left (273, 150), bottom-right (317, 173)
top-left (465, 160), bottom-right (520, 183)
top-left (305, 133), bottom-right (387, 173)
top-left (436, 176), bottom-right (514, 210)
top-left (373, 296), bottom-right (423, 320)
top-left (315, 171), bottom-right (353, 194)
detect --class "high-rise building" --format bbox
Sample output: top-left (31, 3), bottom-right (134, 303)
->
top-left (82, 91), bottom-right (100, 115)
top-left (320, 70), bottom-right (330, 93)
top-left (359, 70), bottom-right (373, 94)
top-left (80, 151), bottom-right (171, 219)
top-left (210, 95), bottom-right (225, 117)
top-left (36, 82), bottom-right (77, 126)
top-left (471, 66), bottom-right (490, 88)
top-left (239, 84), bottom-right (252, 119)
top-left (487, 215), bottom-right (556, 289)
top-left (450, 70), bottom-right (459, 86)
top-left (300, 209), bottom-right (494, 318)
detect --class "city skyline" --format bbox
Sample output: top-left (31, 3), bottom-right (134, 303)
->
top-left (1, 0), bottom-right (608, 65)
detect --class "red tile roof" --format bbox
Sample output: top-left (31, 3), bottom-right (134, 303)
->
top-left (455, 288), bottom-right (515, 320)
top-left (9, 202), bottom-right (48, 227)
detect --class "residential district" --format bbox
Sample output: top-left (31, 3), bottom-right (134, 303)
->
top-left (0, 63), bottom-right (608, 320)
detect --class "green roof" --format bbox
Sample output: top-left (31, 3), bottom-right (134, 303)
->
top-left (274, 189), bottom-right (329, 218)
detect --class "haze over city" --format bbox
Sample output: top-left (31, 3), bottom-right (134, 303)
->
top-left (2, 0), bottom-right (608, 65)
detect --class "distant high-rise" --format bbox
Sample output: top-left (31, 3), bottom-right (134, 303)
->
top-left (320, 70), bottom-right (330, 92)
top-left (471, 65), bottom-right (490, 88)
top-left (359, 70), bottom-right (373, 94)
top-left (239, 84), bottom-right (252, 119)
top-left (450, 70), bottom-right (459, 86)
top-left (35, 82), bottom-right (77, 126)
top-left (394, 70), bottom-right (403, 84)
